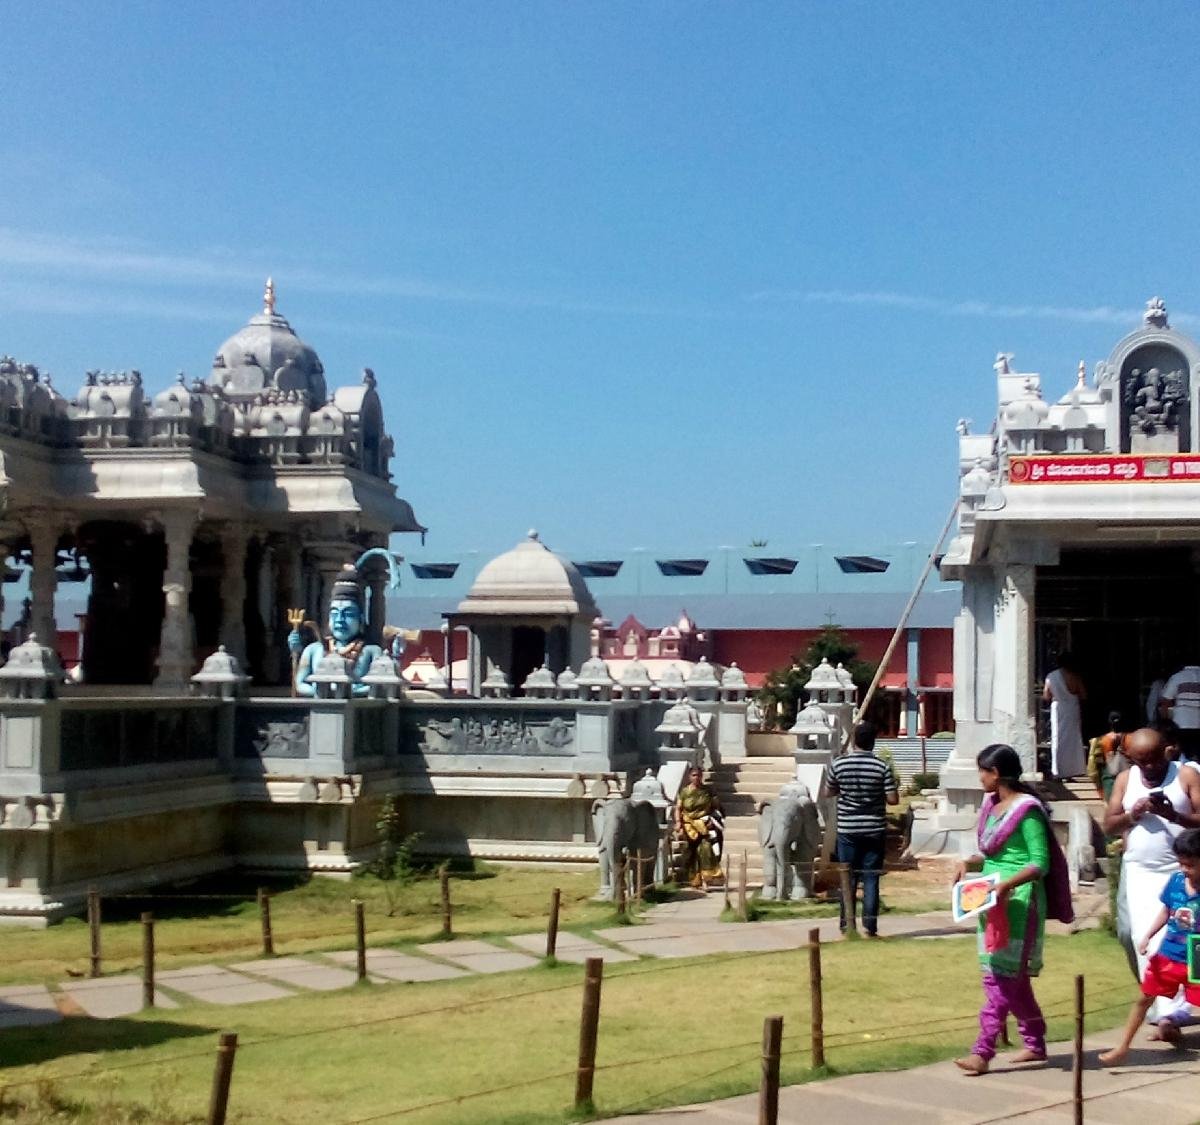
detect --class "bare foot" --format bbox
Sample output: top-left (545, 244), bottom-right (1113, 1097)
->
top-left (1098, 1046), bottom-right (1128, 1066)
top-left (954, 1054), bottom-right (989, 1076)
top-left (1010, 1049), bottom-right (1047, 1063)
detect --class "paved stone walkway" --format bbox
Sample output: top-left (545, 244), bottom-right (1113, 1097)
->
top-left (0, 890), bottom-right (1106, 1028)
top-left (602, 1033), bottom-right (1200, 1124)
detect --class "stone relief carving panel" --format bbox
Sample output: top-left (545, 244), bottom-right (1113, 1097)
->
top-left (235, 707), bottom-right (311, 760)
top-left (402, 708), bottom-right (576, 756)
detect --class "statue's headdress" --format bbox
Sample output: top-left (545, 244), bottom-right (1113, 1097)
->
top-left (329, 564), bottom-right (365, 607)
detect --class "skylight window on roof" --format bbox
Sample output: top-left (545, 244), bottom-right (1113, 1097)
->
top-left (656, 559), bottom-right (709, 577)
top-left (834, 555), bottom-right (890, 574)
top-left (574, 560), bottom-right (623, 578)
top-left (410, 562), bottom-right (460, 580)
top-left (744, 557), bottom-right (799, 576)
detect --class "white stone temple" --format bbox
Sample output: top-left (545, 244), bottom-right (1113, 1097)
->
top-left (0, 279), bottom-right (423, 688)
top-left (913, 297), bottom-right (1200, 854)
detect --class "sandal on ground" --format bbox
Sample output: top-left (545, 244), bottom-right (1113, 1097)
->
top-left (954, 1054), bottom-right (989, 1076)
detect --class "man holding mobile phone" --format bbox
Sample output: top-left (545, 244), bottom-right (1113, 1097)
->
top-left (1106, 728), bottom-right (1200, 1036)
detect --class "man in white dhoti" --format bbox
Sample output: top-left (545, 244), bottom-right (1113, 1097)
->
top-left (1106, 728), bottom-right (1200, 1037)
top-left (1043, 652), bottom-right (1087, 779)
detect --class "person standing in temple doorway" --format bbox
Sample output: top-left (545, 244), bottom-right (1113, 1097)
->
top-left (1160, 660), bottom-right (1200, 764)
top-left (1043, 652), bottom-right (1087, 780)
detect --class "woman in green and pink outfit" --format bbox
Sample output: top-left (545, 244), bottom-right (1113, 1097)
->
top-left (953, 744), bottom-right (1074, 1076)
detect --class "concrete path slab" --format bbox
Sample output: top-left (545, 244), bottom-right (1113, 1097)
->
top-left (601, 1034), bottom-right (1200, 1124)
top-left (325, 949), bottom-right (469, 982)
top-left (0, 984), bottom-right (61, 1028)
top-left (155, 964), bottom-right (292, 1005)
top-left (58, 975), bottom-right (178, 1018)
top-left (229, 956), bottom-right (358, 992)
top-left (505, 932), bottom-right (638, 964)
top-left (417, 939), bottom-right (539, 974)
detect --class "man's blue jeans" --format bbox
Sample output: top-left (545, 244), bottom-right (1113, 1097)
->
top-left (835, 831), bottom-right (886, 935)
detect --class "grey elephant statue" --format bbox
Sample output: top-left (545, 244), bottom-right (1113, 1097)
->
top-left (757, 783), bottom-right (823, 901)
top-left (592, 796), bottom-right (662, 901)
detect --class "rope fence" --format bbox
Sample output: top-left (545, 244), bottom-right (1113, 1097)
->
top-left (1, 918), bottom-right (1150, 1125)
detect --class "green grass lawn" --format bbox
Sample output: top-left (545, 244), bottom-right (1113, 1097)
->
top-left (0, 867), bottom-right (616, 987)
top-left (0, 929), bottom-right (1137, 1124)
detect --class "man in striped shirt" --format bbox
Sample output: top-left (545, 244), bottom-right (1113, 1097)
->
top-left (827, 721), bottom-right (898, 937)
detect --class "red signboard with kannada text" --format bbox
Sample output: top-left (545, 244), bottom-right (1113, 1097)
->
top-left (1008, 454), bottom-right (1200, 484)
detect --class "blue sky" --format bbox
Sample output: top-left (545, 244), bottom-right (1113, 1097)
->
top-left (2, 3), bottom-right (1198, 556)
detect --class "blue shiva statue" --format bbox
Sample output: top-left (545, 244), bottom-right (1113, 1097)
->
top-left (288, 551), bottom-right (401, 696)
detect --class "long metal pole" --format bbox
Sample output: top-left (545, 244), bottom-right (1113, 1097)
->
top-left (845, 497), bottom-right (960, 746)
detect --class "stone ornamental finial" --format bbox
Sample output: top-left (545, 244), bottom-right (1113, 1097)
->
top-left (1144, 296), bottom-right (1168, 329)
top-left (527, 528), bottom-right (539, 541)
top-left (994, 353), bottom-right (1013, 375)
top-left (956, 418), bottom-right (971, 436)
top-left (1077, 360), bottom-right (1086, 387)
top-left (263, 277), bottom-right (276, 316)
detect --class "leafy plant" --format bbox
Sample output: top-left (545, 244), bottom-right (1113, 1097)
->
top-left (367, 795), bottom-right (422, 915)
top-left (906, 771), bottom-right (941, 795)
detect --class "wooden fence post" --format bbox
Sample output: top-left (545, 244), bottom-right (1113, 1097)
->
top-left (546, 888), bottom-right (561, 959)
top-left (737, 850), bottom-right (748, 920)
top-left (353, 899), bottom-right (367, 982)
top-left (87, 888), bottom-right (101, 978)
top-left (257, 888), bottom-right (274, 957)
top-left (141, 912), bottom-right (155, 1009)
top-left (1073, 974), bottom-right (1084, 1125)
top-left (574, 957), bottom-right (605, 1110)
top-left (839, 864), bottom-right (857, 935)
top-left (808, 927), bottom-right (825, 1069)
top-left (440, 866), bottom-right (453, 938)
top-left (723, 852), bottom-right (731, 912)
top-left (206, 1030), bottom-right (239, 1125)
top-left (759, 1015), bottom-right (783, 1125)
top-left (616, 859), bottom-right (628, 916)
top-left (634, 851), bottom-right (645, 901)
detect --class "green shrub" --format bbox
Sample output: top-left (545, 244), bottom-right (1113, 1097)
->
top-left (906, 771), bottom-right (941, 795)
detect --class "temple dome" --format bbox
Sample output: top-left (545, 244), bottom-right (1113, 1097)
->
top-left (211, 280), bottom-right (326, 404)
top-left (457, 530), bottom-right (598, 617)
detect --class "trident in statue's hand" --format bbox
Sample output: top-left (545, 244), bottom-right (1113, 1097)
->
top-left (286, 607), bottom-right (307, 697)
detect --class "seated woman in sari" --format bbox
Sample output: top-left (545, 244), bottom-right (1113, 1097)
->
top-left (676, 766), bottom-right (724, 889)
top-left (953, 744), bottom-right (1073, 1076)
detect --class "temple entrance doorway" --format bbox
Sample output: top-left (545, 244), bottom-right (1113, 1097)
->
top-left (510, 626), bottom-right (545, 696)
top-left (1035, 545), bottom-right (1199, 742)
top-left (77, 521), bottom-right (166, 685)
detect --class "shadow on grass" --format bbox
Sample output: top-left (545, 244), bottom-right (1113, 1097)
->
top-left (0, 1016), bottom-right (217, 1069)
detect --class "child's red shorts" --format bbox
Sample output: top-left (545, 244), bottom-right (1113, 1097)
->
top-left (1141, 954), bottom-right (1200, 1005)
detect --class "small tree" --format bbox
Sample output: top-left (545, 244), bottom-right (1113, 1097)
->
top-left (368, 795), bottom-right (422, 916)
top-left (757, 624), bottom-right (876, 730)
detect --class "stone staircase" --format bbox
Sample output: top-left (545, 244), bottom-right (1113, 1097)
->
top-left (711, 757), bottom-right (798, 888)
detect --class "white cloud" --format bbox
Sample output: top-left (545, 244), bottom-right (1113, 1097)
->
top-left (744, 287), bottom-right (1200, 329)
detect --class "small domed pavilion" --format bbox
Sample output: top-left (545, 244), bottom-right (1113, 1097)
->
top-left (447, 530), bottom-right (598, 695)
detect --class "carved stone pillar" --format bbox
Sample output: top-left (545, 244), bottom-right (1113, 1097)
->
top-left (26, 515), bottom-right (63, 648)
top-left (217, 524), bottom-right (248, 661)
top-left (154, 509), bottom-right (197, 689)
top-left (311, 549), bottom-right (349, 627)
top-left (991, 563), bottom-right (1037, 774)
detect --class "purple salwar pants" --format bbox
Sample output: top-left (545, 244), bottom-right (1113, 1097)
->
top-left (972, 971), bottom-right (1046, 1061)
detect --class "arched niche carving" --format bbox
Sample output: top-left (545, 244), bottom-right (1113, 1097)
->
top-left (1119, 342), bottom-right (1190, 453)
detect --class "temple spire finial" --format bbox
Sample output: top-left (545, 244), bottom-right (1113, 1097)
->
top-left (263, 277), bottom-right (276, 316)
top-left (1144, 295), bottom-right (1168, 328)
top-left (1077, 360), bottom-right (1086, 387)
